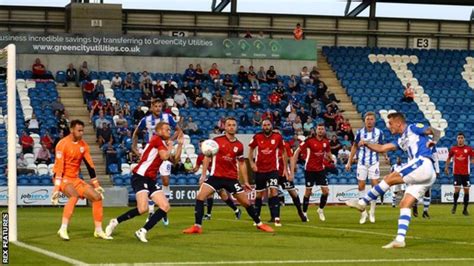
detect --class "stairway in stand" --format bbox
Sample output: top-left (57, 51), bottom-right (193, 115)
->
top-left (57, 86), bottom-right (112, 187)
top-left (318, 52), bottom-right (391, 175)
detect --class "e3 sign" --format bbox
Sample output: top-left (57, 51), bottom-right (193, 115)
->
top-left (413, 37), bottom-right (431, 49)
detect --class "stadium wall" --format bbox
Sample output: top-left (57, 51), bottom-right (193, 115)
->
top-left (16, 54), bottom-right (315, 76)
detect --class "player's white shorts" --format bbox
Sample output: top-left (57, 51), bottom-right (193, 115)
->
top-left (391, 184), bottom-right (406, 193)
top-left (159, 160), bottom-right (172, 176)
top-left (396, 157), bottom-right (436, 200)
top-left (356, 162), bottom-right (380, 181)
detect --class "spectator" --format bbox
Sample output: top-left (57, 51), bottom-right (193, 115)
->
top-left (122, 100), bottom-right (131, 116)
top-left (192, 87), bottom-right (204, 108)
top-left (300, 66), bottom-right (311, 84)
top-left (293, 23), bottom-right (304, 40)
top-left (330, 135), bottom-right (342, 156)
top-left (140, 78), bottom-right (153, 93)
top-left (50, 97), bottom-right (65, 115)
top-left (288, 75), bottom-right (300, 92)
top-left (261, 110), bottom-right (274, 123)
top-left (213, 126), bottom-right (221, 135)
top-left (297, 107), bottom-right (309, 124)
top-left (401, 82), bottom-right (414, 102)
top-left (195, 64), bottom-right (205, 81)
top-left (184, 157), bottom-right (194, 173)
top-left (275, 81), bottom-right (286, 98)
top-left (111, 73), bottom-right (122, 89)
top-left (249, 90), bottom-right (261, 108)
top-left (202, 87), bottom-right (213, 108)
top-left (327, 125), bottom-right (337, 140)
top-left (288, 107), bottom-right (297, 123)
top-left (310, 98), bottom-right (322, 117)
top-left (35, 143), bottom-right (51, 164)
top-left (26, 113), bottom-right (40, 134)
top-left (305, 90), bottom-right (316, 108)
top-left (212, 90), bottom-right (225, 108)
top-left (152, 81), bottom-right (165, 100)
top-left (240, 113), bottom-right (252, 127)
top-left (232, 90), bottom-right (244, 109)
top-left (17, 153), bottom-right (35, 175)
top-left (40, 131), bottom-right (54, 152)
top-left (139, 71), bottom-right (152, 87)
top-left (268, 90), bottom-right (282, 108)
top-left (293, 116), bottom-right (303, 135)
top-left (82, 80), bottom-right (95, 103)
top-left (273, 110), bottom-right (282, 127)
top-left (174, 89), bottom-right (188, 108)
top-left (266, 65), bottom-right (278, 84)
top-left (323, 106), bottom-right (337, 129)
top-left (98, 122), bottom-right (113, 148)
top-left (248, 66), bottom-right (259, 90)
top-left (217, 116), bottom-right (226, 131)
top-left (140, 88), bottom-right (153, 107)
top-left (181, 81), bottom-right (193, 99)
top-left (123, 72), bottom-right (135, 89)
top-left (208, 63), bottom-right (222, 86)
top-left (95, 110), bottom-right (111, 130)
top-left (20, 131), bottom-right (34, 154)
top-left (223, 74), bottom-right (234, 88)
top-left (164, 79), bottom-right (177, 98)
top-left (257, 31), bottom-right (265, 39)
top-left (223, 90), bottom-right (233, 109)
top-left (338, 145), bottom-right (351, 164)
top-left (79, 61), bottom-right (90, 81)
top-left (65, 63), bottom-right (77, 86)
top-left (113, 99), bottom-right (123, 115)
top-left (340, 134), bottom-right (352, 148)
top-left (183, 64), bottom-right (196, 82)
top-left (315, 79), bottom-right (328, 100)
top-left (237, 65), bottom-right (248, 85)
top-left (310, 66), bottom-right (320, 82)
top-left (339, 118), bottom-right (354, 141)
top-left (290, 91), bottom-right (301, 109)
top-left (334, 110), bottom-right (345, 131)
top-left (257, 66), bottom-right (267, 84)
top-left (32, 58), bottom-right (53, 79)
top-left (184, 117), bottom-right (201, 135)
top-left (252, 111), bottom-right (262, 126)
top-left (303, 117), bottom-right (314, 135)
top-left (114, 111), bottom-right (127, 127)
top-left (244, 31), bottom-right (252, 38)
top-left (282, 117), bottom-right (294, 136)
top-left (57, 114), bottom-right (70, 135)
top-left (95, 80), bottom-right (104, 98)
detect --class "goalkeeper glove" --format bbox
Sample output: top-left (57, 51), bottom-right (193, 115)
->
top-left (51, 189), bottom-right (60, 205)
top-left (91, 178), bottom-right (105, 200)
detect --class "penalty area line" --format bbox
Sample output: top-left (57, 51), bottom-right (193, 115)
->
top-left (13, 241), bottom-right (88, 266)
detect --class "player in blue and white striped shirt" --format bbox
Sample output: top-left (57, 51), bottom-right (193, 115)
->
top-left (346, 112), bottom-right (440, 249)
top-left (346, 112), bottom-right (389, 224)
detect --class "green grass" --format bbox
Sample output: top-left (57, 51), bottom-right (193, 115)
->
top-left (4, 204), bottom-right (474, 265)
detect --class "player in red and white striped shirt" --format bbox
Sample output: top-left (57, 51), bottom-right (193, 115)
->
top-left (105, 122), bottom-right (184, 242)
top-left (183, 117), bottom-right (273, 234)
top-left (291, 124), bottom-right (333, 222)
top-left (445, 132), bottom-right (474, 216)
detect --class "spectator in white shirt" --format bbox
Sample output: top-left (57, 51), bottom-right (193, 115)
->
top-left (27, 113), bottom-right (40, 134)
top-left (111, 73), bottom-right (122, 89)
top-left (202, 87), bottom-right (213, 108)
top-left (174, 89), bottom-right (188, 108)
top-left (300, 66), bottom-right (311, 85)
top-left (232, 90), bottom-right (244, 109)
top-left (338, 145), bottom-right (351, 164)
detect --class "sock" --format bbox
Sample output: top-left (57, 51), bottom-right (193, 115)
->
top-left (464, 193), bottom-right (469, 210)
top-left (143, 208), bottom-right (167, 231)
top-left (206, 197), bottom-right (214, 215)
top-left (194, 200), bottom-right (205, 226)
top-left (224, 198), bottom-right (238, 211)
top-left (92, 200), bottom-right (103, 223)
top-left (303, 196), bottom-right (310, 213)
top-left (423, 195), bottom-right (431, 212)
top-left (148, 200), bottom-right (155, 214)
top-left (291, 195), bottom-right (303, 214)
top-left (370, 200), bottom-right (376, 215)
top-left (319, 194), bottom-right (328, 209)
top-left (117, 208), bottom-right (140, 223)
top-left (163, 186), bottom-right (171, 221)
top-left (392, 192), bottom-right (397, 206)
top-left (360, 181), bottom-right (390, 206)
top-left (395, 208), bottom-right (411, 242)
top-left (60, 224), bottom-right (68, 230)
top-left (453, 192), bottom-right (460, 207)
top-left (245, 205), bottom-right (261, 224)
top-left (62, 196), bottom-right (78, 221)
top-left (269, 197), bottom-right (280, 219)
top-left (255, 198), bottom-right (263, 217)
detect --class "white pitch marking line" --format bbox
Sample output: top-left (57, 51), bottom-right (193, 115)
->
top-left (13, 241), bottom-right (88, 266)
top-left (93, 257), bottom-right (474, 265)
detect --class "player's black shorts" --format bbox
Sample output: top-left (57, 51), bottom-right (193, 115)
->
top-left (205, 176), bottom-right (244, 194)
top-left (278, 175), bottom-right (295, 190)
top-left (305, 170), bottom-right (328, 188)
top-left (254, 171), bottom-right (279, 191)
top-left (454, 175), bottom-right (471, 187)
top-left (131, 173), bottom-right (162, 196)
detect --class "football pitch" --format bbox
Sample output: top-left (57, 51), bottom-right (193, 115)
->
top-left (5, 204), bottom-right (474, 265)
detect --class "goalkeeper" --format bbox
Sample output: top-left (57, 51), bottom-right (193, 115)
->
top-left (51, 120), bottom-right (112, 241)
